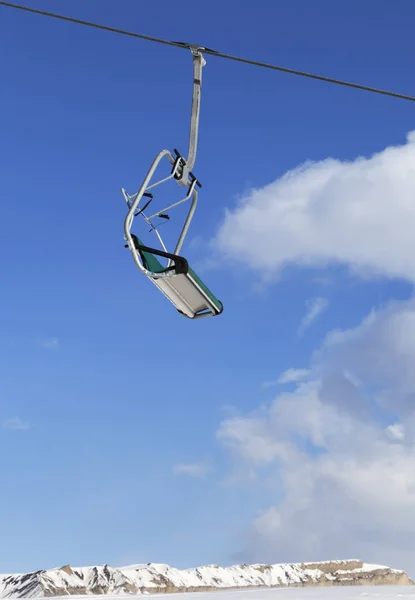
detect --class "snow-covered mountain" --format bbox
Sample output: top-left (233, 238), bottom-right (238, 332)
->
top-left (0, 560), bottom-right (411, 598)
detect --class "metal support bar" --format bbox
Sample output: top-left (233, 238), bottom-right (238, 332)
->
top-left (147, 178), bottom-right (198, 220)
top-left (173, 186), bottom-right (198, 256)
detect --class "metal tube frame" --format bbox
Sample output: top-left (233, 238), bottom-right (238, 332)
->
top-left (122, 47), bottom-right (205, 276)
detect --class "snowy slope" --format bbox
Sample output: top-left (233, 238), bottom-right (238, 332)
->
top-left (0, 560), bottom-right (411, 598)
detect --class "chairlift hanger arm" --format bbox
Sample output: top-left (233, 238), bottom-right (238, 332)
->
top-left (170, 45), bottom-right (205, 182)
top-left (187, 47), bottom-right (205, 171)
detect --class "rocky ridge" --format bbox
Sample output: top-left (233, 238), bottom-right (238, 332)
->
top-left (0, 559), bottom-right (412, 598)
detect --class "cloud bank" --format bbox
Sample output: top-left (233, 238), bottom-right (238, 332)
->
top-left (214, 132), bottom-right (415, 283)
top-left (217, 298), bottom-right (415, 575)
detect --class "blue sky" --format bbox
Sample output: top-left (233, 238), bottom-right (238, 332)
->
top-left (2, 0), bottom-right (415, 576)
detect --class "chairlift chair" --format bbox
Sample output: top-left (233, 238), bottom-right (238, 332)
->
top-left (122, 45), bottom-right (223, 319)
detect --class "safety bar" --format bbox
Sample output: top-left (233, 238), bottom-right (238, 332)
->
top-left (130, 234), bottom-right (189, 275)
top-left (147, 177), bottom-right (198, 221)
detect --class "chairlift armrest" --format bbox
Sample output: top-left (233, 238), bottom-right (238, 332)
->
top-left (130, 236), bottom-right (189, 275)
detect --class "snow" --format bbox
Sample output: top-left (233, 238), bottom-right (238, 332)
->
top-left (28, 587), bottom-right (415, 600)
top-left (0, 561), bottom-right (410, 599)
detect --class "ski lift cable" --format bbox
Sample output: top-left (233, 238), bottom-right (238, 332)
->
top-left (1, 0), bottom-right (415, 104)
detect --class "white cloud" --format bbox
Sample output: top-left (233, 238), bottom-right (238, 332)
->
top-left (387, 423), bottom-right (405, 441)
top-left (41, 337), bottom-right (59, 349)
top-left (3, 417), bottom-right (30, 431)
top-left (214, 132), bottom-right (415, 284)
top-left (217, 297), bottom-right (415, 574)
top-left (217, 414), bottom-right (290, 467)
top-left (172, 462), bottom-right (211, 478)
top-left (316, 298), bottom-right (415, 415)
top-left (263, 368), bottom-right (310, 387)
top-left (298, 297), bottom-right (329, 335)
